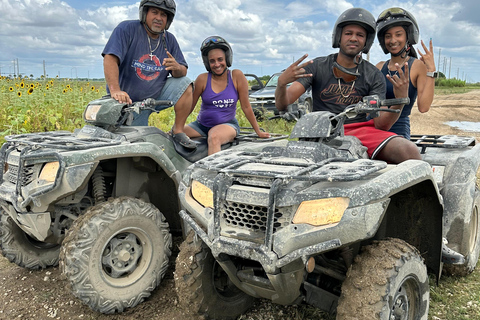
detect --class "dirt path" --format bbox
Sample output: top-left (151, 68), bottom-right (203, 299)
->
top-left (1, 90), bottom-right (480, 320)
top-left (410, 89), bottom-right (480, 139)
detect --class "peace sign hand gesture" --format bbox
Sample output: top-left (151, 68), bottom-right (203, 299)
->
top-left (277, 54), bottom-right (313, 87)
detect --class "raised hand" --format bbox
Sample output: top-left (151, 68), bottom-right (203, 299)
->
top-left (277, 54), bottom-right (313, 87)
top-left (387, 62), bottom-right (410, 99)
top-left (163, 51), bottom-right (181, 71)
top-left (418, 39), bottom-right (436, 72)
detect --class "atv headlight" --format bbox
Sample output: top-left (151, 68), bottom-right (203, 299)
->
top-left (39, 161), bottom-right (60, 183)
top-left (292, 197), bottom-right (349, 226)
top-left (84, 104), bottom-right (102, 121)
top-left (191, 180), bottom-right (213, 208)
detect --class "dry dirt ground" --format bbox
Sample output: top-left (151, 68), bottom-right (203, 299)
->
top-left (1, 90), bottom-right (480, 320)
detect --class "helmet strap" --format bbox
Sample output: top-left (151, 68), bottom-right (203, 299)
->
top-left (212, 67), bottom-right (228, 77)
top-left (392, 42), bottom-right (409, 58)
top-left (354, 52), bottom-right (363, 66)
top-left (144, 22), bottom-right (162, 36)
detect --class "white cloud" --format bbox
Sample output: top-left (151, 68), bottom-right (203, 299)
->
top-left (1, 0), bottom-right (480, 82)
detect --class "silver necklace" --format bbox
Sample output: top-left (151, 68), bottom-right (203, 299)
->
top-left (337, 66), bottom-right (358, 98)
top-left (388, 57), bottom-right (409, 77)
top-left (147, 36), bottom-right (161, 59)
top-left (338, 78), bottom-right (356, 98)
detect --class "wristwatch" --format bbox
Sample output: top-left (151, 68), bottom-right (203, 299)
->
top-left (426, 71), bottom-right (438, 78)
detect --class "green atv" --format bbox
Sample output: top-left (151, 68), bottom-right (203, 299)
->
top-left (175, 96), bottom-right (480, 319)
top-left (0, 96), bottom-right (287, 314)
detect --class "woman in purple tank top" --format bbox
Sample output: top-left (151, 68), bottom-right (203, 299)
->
top-left (184, 36), bottom-right (270, 155)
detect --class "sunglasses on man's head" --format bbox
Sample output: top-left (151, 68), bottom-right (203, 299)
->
top-left (161, 0), bottom-right (176, 10)
top-left (332, 64), bottom-right (358, 83)
top-left (377, 7), bottom-right (407, 21)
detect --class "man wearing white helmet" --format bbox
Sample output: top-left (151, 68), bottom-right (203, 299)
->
top-left (102, 0), bottom-right (195, 149)
top-left (276, 8), bottom-right (421, 164)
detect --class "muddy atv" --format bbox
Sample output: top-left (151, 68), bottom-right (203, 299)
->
top-left (174, 95), bottom-right (480, 320)
top-left (0, 96), bottom-right (287, 314)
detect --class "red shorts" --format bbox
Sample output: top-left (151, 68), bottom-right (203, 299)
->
top-left (344, 119), bottom-right (399, 159)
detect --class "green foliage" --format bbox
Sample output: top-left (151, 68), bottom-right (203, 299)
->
top-left (434, 85), bottom-right (480, 95)
top-left (436, 78), bottom-right (466, 87)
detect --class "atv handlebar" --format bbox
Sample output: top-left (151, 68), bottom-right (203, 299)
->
top-left (126, 98), bottom-right (174, 114)
top-left (340, 96), bottom-right (410, 120)
top-left (378, 97), bottom-right (410, 107)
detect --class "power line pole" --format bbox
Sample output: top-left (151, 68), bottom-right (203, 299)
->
top-left (448, 57), bottom-right (451, 79)
top-left (437, 48), bottom-right (441, 72)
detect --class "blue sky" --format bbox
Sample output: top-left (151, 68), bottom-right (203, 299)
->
top-left (1, 0), bottom-right (480, 82)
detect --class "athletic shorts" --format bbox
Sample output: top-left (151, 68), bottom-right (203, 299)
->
top-left (188, 118), bottom-right (240, 137)
top-left (344, 119), bottom-right (400, 159)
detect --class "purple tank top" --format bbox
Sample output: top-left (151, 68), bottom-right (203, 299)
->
top-left (197, 70), bottom-right (238, 127)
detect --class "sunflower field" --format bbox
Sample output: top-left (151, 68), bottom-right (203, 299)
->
top-left (0, 75), bottom-right (290, 146)
top-left (0, 75), bottom-right (107, 144)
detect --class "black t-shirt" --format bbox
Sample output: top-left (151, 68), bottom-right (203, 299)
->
top-left (296, 53), bottom-right (386, 123)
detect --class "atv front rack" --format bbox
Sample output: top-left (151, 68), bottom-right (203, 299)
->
top-left (4, 131), bottom-right (123, 151)
top-left (196, 150), bottom-right (386, 183)
top-left (411, 135), bottom-right (476, 154)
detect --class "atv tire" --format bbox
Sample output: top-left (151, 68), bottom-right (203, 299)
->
top-left (336, 238), bottom-right (429, 320)
top-left (59, 197), bottom-right (172, 314)
top-left (175, 231), bottom-right (254, 320)
top-left (444, 188), bottom-right (480, 276)
top-left (0, 211), bottom-right (60, 269)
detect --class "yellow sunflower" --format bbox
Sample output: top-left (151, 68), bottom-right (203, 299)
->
top-left (9, 87), bottom-right (13, 92)
top-left (91, 86), bottom-right (95, 91)
top-left (20, 82), bottom-right (25, 88)
top-left (28, 88), bottom-right (34, 95)
top-left (17, 91), bottom-right (22, 97)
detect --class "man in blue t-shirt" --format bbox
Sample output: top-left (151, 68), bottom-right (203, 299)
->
top-left (102, 0), bottom-right (195, 149)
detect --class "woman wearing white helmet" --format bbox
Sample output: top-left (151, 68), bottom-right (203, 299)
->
top-left (376, 7), bottom-right (436, 140)
top-left (184, 36), bottom-right (270, 155)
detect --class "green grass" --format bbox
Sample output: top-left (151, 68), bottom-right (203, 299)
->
top-left (434, 86), bottom-right (480, 95)
top-left (429, 267), bottom-right (480, 319)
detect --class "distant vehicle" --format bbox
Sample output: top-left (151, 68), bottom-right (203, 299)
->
top-left (246, 72), bottom-right (313, 119)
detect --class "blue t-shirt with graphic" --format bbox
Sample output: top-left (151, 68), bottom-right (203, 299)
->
top-left (102, 20), bottom-right (187, 103)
